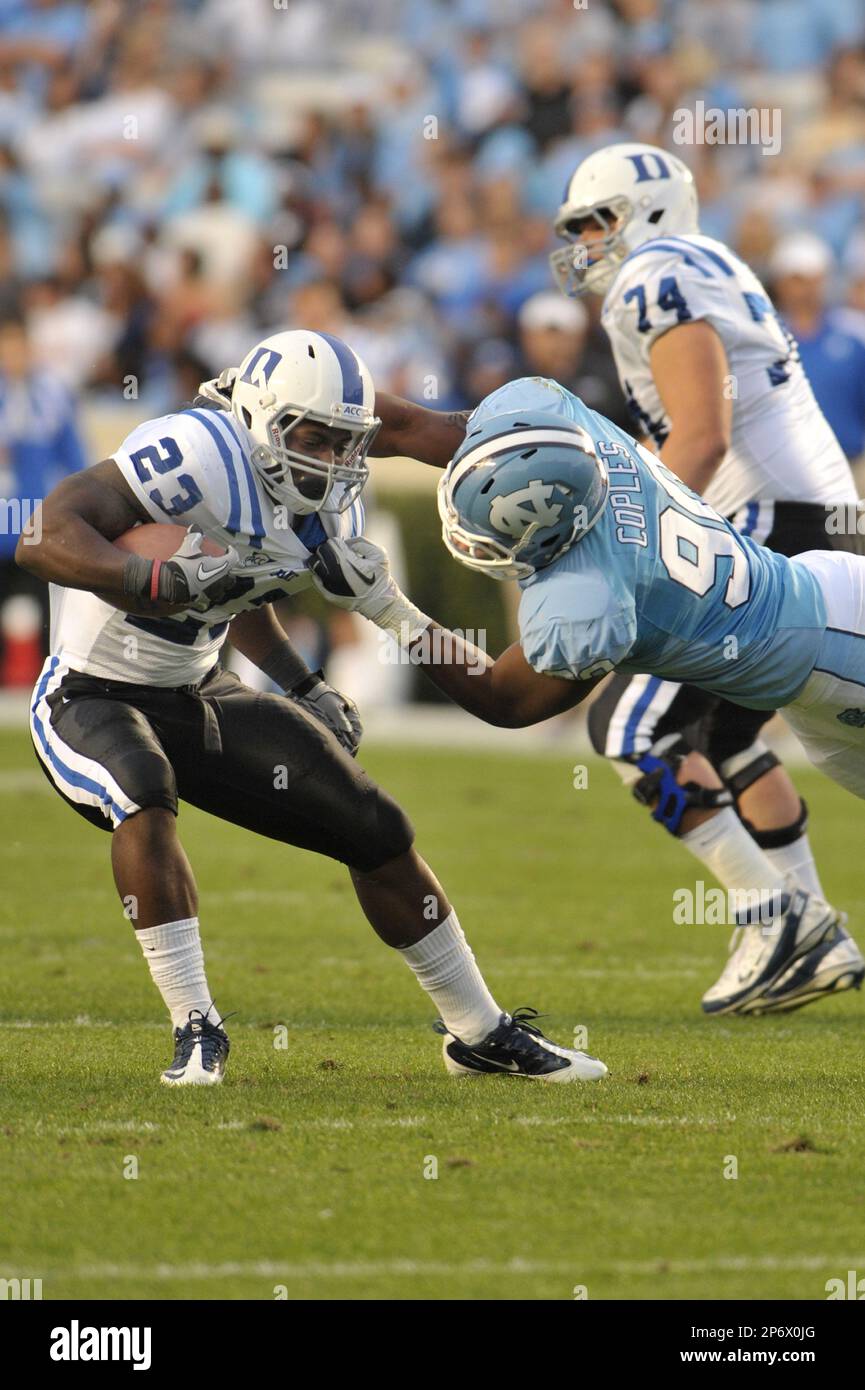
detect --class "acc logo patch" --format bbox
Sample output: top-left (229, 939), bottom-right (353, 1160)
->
top-left (489, 479), bottom-right (563, 539)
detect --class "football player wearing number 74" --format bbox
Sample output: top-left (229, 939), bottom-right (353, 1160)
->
top-left (309, 375), bottom-right (865, 1020)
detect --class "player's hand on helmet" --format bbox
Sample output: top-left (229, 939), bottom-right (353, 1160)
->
top-left (309, 537), bottom-right (400, 618)
top-left (158, 527), bottom-right (240, 613)
top-left (289, 670), bottom-right (363, 756)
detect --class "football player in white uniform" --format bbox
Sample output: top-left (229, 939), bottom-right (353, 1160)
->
top-left (548, 141), bottom-right (865, 1013)
top-left (17, 330), bottom-right (606, 1085)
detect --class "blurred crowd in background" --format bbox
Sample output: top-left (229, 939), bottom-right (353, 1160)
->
top-left (3, 0), bottom-right (865, 688)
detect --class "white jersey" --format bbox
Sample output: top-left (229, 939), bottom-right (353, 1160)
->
top-left (601, 233), bottom-right (856, 519)
top-left (50, 405), bottom-right (364, 686)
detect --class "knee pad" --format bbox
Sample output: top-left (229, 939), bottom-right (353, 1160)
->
top-left (352, 788), bottom-right (415, 872)
top-left (741, 798), bottom-right (809, 850)
top-left (718, 740), bottom-right (781, 798)
top-left (632, 735), bottom-right (733, 836)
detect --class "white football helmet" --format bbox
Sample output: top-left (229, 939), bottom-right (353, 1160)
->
top-left (211, 330), bottom-right (380, 515)
top-left (550, 142), bottom-right (699, 298)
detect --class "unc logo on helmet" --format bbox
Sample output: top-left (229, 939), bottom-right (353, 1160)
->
top-left (437, 400), bottom-right (609, 581)
top-left (489, 480), bottom-right (566, 539)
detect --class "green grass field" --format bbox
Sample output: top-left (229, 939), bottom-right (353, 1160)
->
top-left (1, 725), bottom-right (864, 1302)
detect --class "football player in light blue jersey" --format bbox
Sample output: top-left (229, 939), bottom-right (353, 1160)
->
top-left (545, 141), bottom-right (864, 1013)
top-left (309, 376), bottom-right (865, 1019)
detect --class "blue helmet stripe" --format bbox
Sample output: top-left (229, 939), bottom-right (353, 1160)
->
top-left (316, 332), bottom-right (364, 405)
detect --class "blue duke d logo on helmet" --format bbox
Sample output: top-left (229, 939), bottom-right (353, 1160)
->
top-left (489, 480), bottom-right (566, 539)
top-left (239, 347), bottom-right (282, 388)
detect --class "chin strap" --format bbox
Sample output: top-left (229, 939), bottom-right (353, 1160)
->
top-left (631, 737), bottom-right (733, 835)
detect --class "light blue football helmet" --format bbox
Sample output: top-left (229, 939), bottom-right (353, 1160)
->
top-left (437, 410), bottom-right (609, 580)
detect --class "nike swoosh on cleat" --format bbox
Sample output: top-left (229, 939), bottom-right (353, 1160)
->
top-left (464, 1053), bottom-right (522, 1072)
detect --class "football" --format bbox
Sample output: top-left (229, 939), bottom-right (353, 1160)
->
top-left (113, 522), bottom-right (227, 561)
top-left (92, 524), bottom-right (228, 610)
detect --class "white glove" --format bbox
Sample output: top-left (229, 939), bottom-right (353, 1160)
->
top-left (160, 527), bottom-right (240, 612)
top-left (309, 538), bottom-right (430, 641)
top-left (291, 673), bottom-right (363, 756)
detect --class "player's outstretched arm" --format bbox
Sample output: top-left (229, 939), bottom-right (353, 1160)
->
top-left (372, 392), bottom-right (470, 469)
top-left (408, 626), bottom-right (599, 727)
top-left (309, 536), bottom-right (599, 727)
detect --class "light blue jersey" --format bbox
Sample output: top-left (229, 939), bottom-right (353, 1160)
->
top-left (471, 378), bottom-right (828, 711)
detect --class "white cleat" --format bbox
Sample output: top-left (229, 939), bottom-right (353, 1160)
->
top-left (701, 889), bottom-right (837, 1017)
top-left (433, 1007), bottom-right (608, 1082)
top-left (160, 1009), bottom-right (230, 1086)
top-left (740, 922), bottom-right (864, 1015)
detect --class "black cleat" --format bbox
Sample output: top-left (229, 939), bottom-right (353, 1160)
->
top-left (434, 1007), bottom-right (607, 1082)
top-left (161, 1008), bottom-right (230, 1086)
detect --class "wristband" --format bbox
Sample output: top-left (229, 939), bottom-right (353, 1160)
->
top-left (288, 668), bottom-right (325, 698)
top-left (258, 640), bottom-right (317, 693)
top-left (374, 597), bottom-right (432, 644)
top-left (122, 552), bottom-right (155, 601)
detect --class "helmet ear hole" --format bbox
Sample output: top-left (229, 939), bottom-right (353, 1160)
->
top-left (648, 209), bottom-right (664, 224)
top-left (242, 407), bottom-right (252, 428)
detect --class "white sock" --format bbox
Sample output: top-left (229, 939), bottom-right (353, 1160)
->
top-left (399, 911), bottom-right (502, 1045)
top-left (763, 833), bottom-right (824, 898)
top-left (680, 807), bottom-right (783, 900)
top-left (136, 918), bottom-right (219, 1031)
